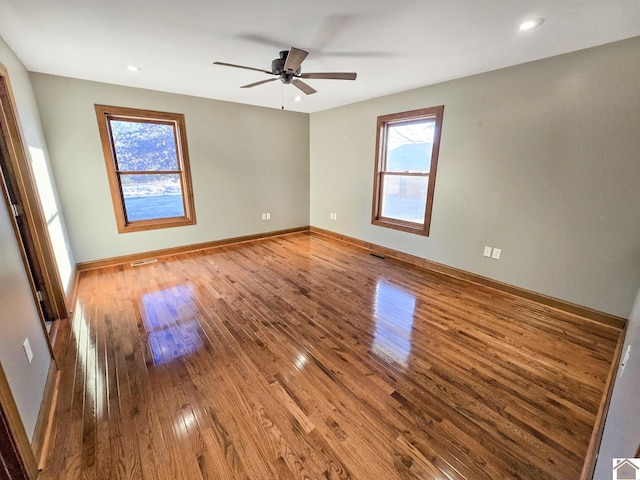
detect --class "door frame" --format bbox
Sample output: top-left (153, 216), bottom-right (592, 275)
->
top-left (0, 61), bottom-right (65, 477)
top-left (0, 62), bottom-right (67, 327)
top-left (0, 363), bottom-right (38, 480)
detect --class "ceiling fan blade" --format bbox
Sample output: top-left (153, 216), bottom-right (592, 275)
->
top-left (284, 47), bottom-right (309, 72)
top-left (241, 78), bottom-right (278, 89)
top-left (299, 72), bottom-right (357, 80)
top-left (292, 79), bottom-right (317, 95)
top-left (213, 61), bottom-right (274, 75)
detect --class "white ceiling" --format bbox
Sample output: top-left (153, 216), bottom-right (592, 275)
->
top-left (1, 0), bottom-right (639, 113)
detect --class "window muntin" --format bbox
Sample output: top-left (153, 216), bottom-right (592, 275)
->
top-left (95, 105), bottom-right (196, 233)
top-left (372, 106), bottom-right (444, 236)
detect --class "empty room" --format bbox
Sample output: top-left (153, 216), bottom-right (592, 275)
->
top-left (0, 1), bottom-right (639, 479)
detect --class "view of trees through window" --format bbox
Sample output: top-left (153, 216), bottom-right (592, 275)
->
top-left (95, 104), bottom-right (195, 233)
top-left (110, 120), bottom-right (185, 222)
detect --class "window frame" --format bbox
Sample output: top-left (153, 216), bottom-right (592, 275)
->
top-left (95, 104), bottom-right (196, 233)
top-left (371, 105), bottom-right (444, 236)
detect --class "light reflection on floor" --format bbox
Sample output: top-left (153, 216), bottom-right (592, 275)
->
top-left (71, 299), bottom-right (106, 419)
top-left (139, 284), bottom-right (203, 365)
top-left (371, 279), bottom-right (416, 368)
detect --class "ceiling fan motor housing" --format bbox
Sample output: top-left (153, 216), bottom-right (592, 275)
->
top-left (214, 46), bottom-right (356, 94)
top-left (272, 50), bottom-right (301, 82)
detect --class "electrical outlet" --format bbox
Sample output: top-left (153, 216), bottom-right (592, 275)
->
top-left (23, 338), bottom-right (33, 363)
top-left (266, 212), bottom-right (271, 220)
top-left (483, 246), bottom-right (492, 257)
top-left (261, 213), bottom-right (266, 220)
top-left (492, 248), bottom-right (502, 260)
top-left (620, 345), bottom-right (631, 377)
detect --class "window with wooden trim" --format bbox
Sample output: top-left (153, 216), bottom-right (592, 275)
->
top-left (372, 106), bottom-right (444, 236)
top-left (95, 105), bottom-right (196, 233)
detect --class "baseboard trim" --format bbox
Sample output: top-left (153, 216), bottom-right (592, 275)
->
top-left (309, 226), bottom-right (626, 330)
top-left (76, 226), bottom-right (310, 271)
top-left (579, 327), bottom-right (626, 480)
top-left (76, 225), bottom-right (626, 329)
top-left (47, 320), bottom-right (60, 353)
top-left (31, 359), bottom-right (58, 469)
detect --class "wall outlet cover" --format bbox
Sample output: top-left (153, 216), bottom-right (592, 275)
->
top-left (23, 338), bottom-right (33, 363)
top-left (483, 246), bottom-right (492, 257)
top-left (492, 248), bottom-right (502, 260)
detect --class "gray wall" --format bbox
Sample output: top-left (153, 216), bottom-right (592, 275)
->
top-left (0, 196), bottom-right (50, 440)
top-left (310, 37), bottom-right (640, 318)
top-left (0, 36), bottom-right (54, 440)
top-left (30, 74), bottom-right (310, 263)
top-left (0, 37), bottom-right (75, 292)
top-left (595, 286), bottom-right (640, 478)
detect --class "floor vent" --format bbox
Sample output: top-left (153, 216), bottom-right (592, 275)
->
top-left (369, 253), bottom-right (385, 260)
top-left (130, 259), bottom-right (158, 267)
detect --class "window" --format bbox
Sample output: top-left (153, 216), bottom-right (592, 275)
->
top-left (371, 106), bottom-right (444, 236)
top-left (95, 105), bottom-right (196, 233)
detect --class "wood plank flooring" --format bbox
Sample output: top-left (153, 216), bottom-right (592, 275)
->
top-left (40, 233), bottom-right (620, 479)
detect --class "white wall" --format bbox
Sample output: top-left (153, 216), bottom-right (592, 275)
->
top-left (594, 287), bottom-right (640, 478)
top-left (30, 74), bottom-right (310, 263)
top-left (310, 37), bottom-right (640, 318)
top-left (0, 36), bottom-right (53, 439)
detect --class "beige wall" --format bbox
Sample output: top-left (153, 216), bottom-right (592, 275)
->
top-left (0, 36), bottom-right (53, 439)
top-left (30, 74), bottom-right (310, 263)
top-left (310, 37), bottom-right (640, 318)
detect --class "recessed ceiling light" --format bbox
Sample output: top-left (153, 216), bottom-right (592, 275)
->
top-left (294, 96), bottom-right (303, 102)
top-left (123, 64), bottom-right (141, 72)
top-left (519, 18), bottom-right (545, 30)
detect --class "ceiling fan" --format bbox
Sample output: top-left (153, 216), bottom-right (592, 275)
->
top-left (213, 47), bottom-right (357, 95)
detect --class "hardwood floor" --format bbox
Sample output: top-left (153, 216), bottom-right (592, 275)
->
top-left (41, 233), bottom-right (620, 479)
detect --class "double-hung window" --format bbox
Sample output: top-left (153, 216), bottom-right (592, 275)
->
top-left (95, 105), bottom-right (196, 233)
top-left (372, 106), bottom-right (444, 236)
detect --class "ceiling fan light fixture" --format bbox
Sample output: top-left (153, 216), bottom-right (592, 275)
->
top-left (123, 64), bottom-right (141, 72)
top-left (519, 18), bottom-right (545, 31)
top-left (294, 96), bottom-right (303, 102)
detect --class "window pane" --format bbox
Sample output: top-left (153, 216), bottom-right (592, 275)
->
top-left (96, 105), bottom-right (196, 233)
top-left (386, 120), bottom-right (435, 173)
top-left (121, 173), bottom-right (185, 221)
top-left (380, 175), bottom-right (428, 223)
top-left (110, 120), bottom-right (179, 171)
